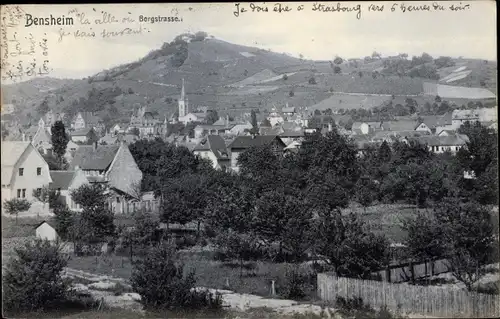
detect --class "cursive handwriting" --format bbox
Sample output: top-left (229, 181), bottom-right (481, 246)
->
top-left (233, 2), bottom-right (472, 19)
top-left (1, 6), bottom-right (52, 82)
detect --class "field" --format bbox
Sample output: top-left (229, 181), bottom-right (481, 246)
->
top-left (66, 252), bottom-right (318, 300)
top-left (309, 93), bottom-right (392, 112)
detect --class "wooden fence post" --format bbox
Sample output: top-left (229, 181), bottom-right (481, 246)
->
top-left (410, 261), bottom-right (415, 284)
top-left (385, 267), bottom-right (391, 283)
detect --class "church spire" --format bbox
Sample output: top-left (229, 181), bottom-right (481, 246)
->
top-left (181, 78), bottom-right (185, 101)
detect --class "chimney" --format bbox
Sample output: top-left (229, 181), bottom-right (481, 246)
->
top-left (93, 141), bottom-right (98, 151)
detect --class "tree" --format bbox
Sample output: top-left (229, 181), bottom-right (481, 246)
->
top-left (260, 118), bottom-right (272, 127)
top-left (70, 184), bottom-right (115, 248)
top-left (53, 205), bottom-right (74, 241)
top-left (4, 198), bottom-right (31, 224)
top-left (37, 98), bottom-right (50, 115)
top-left (333, 66), bottom-right (342, 74)
top-left (334, 56), bottom-right (344, 65)
top-left (42, 152), bottom-right (67, 170)
top-left (51, 121), bottom-right (69, 167)
top-left (237, 145), bottom-right (280, 179)
top-left (32, 185), bottom-right (55, 211)
top-left (213, 229), bottom-right (261, 277)
top-left (313, 209), bottom-right (389, 278)
top-left (130, 241), bottom-right (222, 311)
top-left (160, 174), bottom-right (208, 228)
top-left (86, 128), bottom-right (99, 145)
top-left (250, 109), bottom-right (259, 135)
top-left (435, 95), bottom-right (442, 103)
top-left (355, 176), bottom-right (378, 212)
top-left (205, 110), bottom-right (219, 125)
top-left (308, 76), bottom-right (317, 85)
top-left (2, 239), bottom-right (69, 313)
top-left (405, 200), bottom-right (497, 291)
top-left (371, 51), bottom-right (381, 60)
top-left (358, 71), bottom-right (363, 78)
top-left (283, 74), bottom-right (288, 81)
top-left (289, 89), bottom-right (294, 97)
top-left (434, 56), bottom-right (455, 68)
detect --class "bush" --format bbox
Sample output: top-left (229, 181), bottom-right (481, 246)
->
top-left (336, 296), bottom-right (407, 319)
top-left (2, 239), bottom-right (70, 313)
top-left (278, 266), bottom-right (315, 300)
top-left (130, 241), bottom-right (222, 312)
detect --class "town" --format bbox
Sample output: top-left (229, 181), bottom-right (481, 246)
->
top-left (1, 17), bottom-right (499, 319)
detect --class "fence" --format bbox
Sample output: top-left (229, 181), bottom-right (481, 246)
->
top-left (317, 272), bottom-right (499, 318)
top-left (373, 258), bottom-right (450, 283)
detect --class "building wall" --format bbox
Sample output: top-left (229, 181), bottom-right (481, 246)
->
top-left (71, 135), bottom-right (88, 143)
top-left (73, 114), bottom-right (86, 130)
top-left (107, 144), bottom-right (143, 197)
top-left (428, 145), bottom-right (463, 154)
top-left (415, 123), bottom-right (431, 133)
top-left (360, 123), bottom-right (370, 135)
top-left (230, 150), bottom-right (242, 170)
top-left (36, 223), bottom-right (58, 241)
top-left (194, 150), bottom-right (219, 169)
top-left (10, 146), bottom-right (52, 202)
top-left (66, 170), bottom-right (89, 211)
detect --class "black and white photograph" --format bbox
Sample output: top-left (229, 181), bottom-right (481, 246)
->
top-left (1, 2), bottom-right (498, 318)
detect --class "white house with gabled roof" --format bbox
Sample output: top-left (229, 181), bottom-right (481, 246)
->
top-left (1, 142), bottom-right (52, 205)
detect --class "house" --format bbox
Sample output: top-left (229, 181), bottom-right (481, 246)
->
top-left (129, 106), bottom-right (163, 137)
top-left (227, 135), bottom-right (286, 172)
top-left (31, 123), bottom-right (53, 154)
top-left (193, 135), bottom-right (231, 171)
top-left (179, 112), bottom-right (207, 125)
top-left (71, 112), bottom-right (104, 135)
top-left (49, 168), bottom-right (89, 212)
top-left (406, 134), bottom-right (469, 154)
top-left (229, 122), bottom-right (253, 135)
top-left (279, 129), bottom-right (305, 146)
top-left (193, 125), bottom-right (229, 139)
top-left (71, 128), bottom-right (94, 143)
top-left (41, 110), bottom-right (66, 128)
top-left (283, 140), bottom-right (302, 155)
top-left (416, 113), bottom-right (453, 134)
top-left (451, 110), bottom-right (480, 127)
top-left (282, 106), bottom-right (296, 117)
top-left (68, 142), bottom-right (143, 214)
top-left (351, 135), bottom-right (377, 157)
top-left (35, 221), bottom-right (58, 241)
top-left (381, 120), bottom-right (418, 132)
top-left (352, 121), bottom-right (382, 135)
top-left (1, 142), bottom-right (52, 203)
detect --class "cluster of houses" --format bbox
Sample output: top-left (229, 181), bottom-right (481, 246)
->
top-left (1, 139), bottom-right (145, 217)
top-left (349, 109), bottom-right (497, 155)
top-left (2, 77), bottom-right (498, 220)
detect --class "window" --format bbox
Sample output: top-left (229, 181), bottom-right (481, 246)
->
top-left (18, 168), bottom-right (24, 176)
top-left (17, 189), bottom-right (21, 198)
top-left (37, 167), bottom-right (42, 175)
top-left (22, 189), bottom-right (26, 198)
top-left (116, 197), bottom-right (121, 203)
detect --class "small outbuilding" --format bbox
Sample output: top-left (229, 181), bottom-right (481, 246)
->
top-left (35, 221), bottom-right (59, 242)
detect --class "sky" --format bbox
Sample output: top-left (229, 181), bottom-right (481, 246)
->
top-left (1, 1), bottom-right (497, 80)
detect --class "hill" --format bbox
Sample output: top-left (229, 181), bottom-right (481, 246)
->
top-left (1, 34), bottom-right (497, 129)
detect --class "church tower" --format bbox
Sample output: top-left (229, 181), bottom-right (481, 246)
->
top-left (178, 78), bottom-right (187, 118)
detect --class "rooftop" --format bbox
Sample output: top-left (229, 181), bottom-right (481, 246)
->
top-left (69, 144), bottom-right (120, 171)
